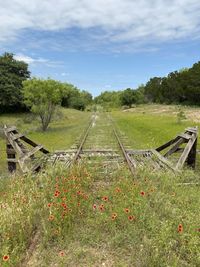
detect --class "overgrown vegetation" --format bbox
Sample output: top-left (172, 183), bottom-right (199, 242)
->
top-left (0, 163), bottom-right (199, 266)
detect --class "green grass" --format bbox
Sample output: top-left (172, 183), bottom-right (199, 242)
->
top-left (0, 108), bottom-right (91, 174)
top-left (0, 105), bottom-right (200, 266)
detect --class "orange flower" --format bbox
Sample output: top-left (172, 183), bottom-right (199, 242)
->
top-left (48, 215), bottom-right (54, 221)
top-left (124, 208), bottom-right (130, 213)
top-left (54, 190), bottom-right (60, 197)
top-left (140, 191), bottom-right (145, 196)
top-left (3, 255), bottom-right (9, 261)
top-left (115, 187), bottom-right (121, 193)
top-left (59, 251), bottom-right (65, 256)
top-left (102, 196), bottom-right (108, 201)
top-left (99, 204), bottom-right (105, 211)
top-left (128, 215), bottom-right (135, 221)
top-left (111, 213), bottom-right (117, 220)
top-left (178, 224), bottom-right (183, 233)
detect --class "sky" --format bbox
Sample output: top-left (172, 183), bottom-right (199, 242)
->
top-left (0, 0), bottom-right (200, 96)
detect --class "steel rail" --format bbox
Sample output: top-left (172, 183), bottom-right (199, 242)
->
top-left (107, 115), bottom-right (136, 176)
top-left (112, 127), bottom-right (136, 177)
top-left (72, 115), bottom-right (95, 164)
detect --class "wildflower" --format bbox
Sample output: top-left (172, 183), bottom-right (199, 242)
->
top-left (128, 215), bottom-right (135, 221)
top-left (3, 255), bottom-right (9, 261)
top-left (102, 196), bottom-right (108, 201)
top-left (54, 190), bottom-right (60, 197)
top-left (99, 204), bottom-right (105, 211)
top-left (47, 203), bottom-right (52, 207)
top-left (77, 190), bottom-right (81, 195)
top-left (93, 204), bottom-right (97, 210)
top-left (59, 251), bottom-right (65, 257)
top-left (111, 213), bottom-right (117, 220)
top-left (124, 208), bottom-right (130, 213)
top-left (140, 191), bottom-right (145, 196)
top-left (48, 215), bottom-right (54, 221)
top-left (178, 224), bottom-right (183, 233)
top-left (115, 187), bottom-right (121, 193)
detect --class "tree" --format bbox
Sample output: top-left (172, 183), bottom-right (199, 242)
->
top-left (0, 52), bottom-right (30, 112)
top-left (23, 78), bottom-right (62, 131)
top-left (120, 88), bottom-right (136, 107)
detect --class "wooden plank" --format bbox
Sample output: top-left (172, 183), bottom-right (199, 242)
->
top-left (151, 149), bottom-right (176, 171)
top-left (20, 136), bottom-right (49, 154)
top-left (176, 134), bottom-right (197, 170)
top-left (22, 145), bottom-right (43, 160)
top-left (13, 133), bottom-right (24, 141)
top-left (186, 138), bottom-right (197, 169)
top-left (156, 137), bottom-right (179, 152)
top-left (7, 158), bottom-right (19, 163)
top-left (164, 138), bottom-right (185, 157)
top-left (4, 126), bottom-right (17, 133)
top-left (178, 133), bottom-right (192, 140)
top-left (185, 127), bottom-right (198, 133)
top-left (6, 143), bottom-right (17, 172)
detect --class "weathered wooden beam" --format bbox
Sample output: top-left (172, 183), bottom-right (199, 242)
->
top-left (6, 143), bottom-right (17, 172)
top-left (22, 145), bottom-right (43, 160)
top-left (164, 138), bottom-right (185, 157)
top-left (151, 149), bottom-right (176, 172)
top-left (176, 133), bottom-right (197, 170)
top-left (186, 138), bottom-right (197, 169)
top-left (13, 133), bottom-right (25, 141)
top-left (20, 136), bottom-right (49, 154)
top-left (156, 137), bottom-right (179, 152)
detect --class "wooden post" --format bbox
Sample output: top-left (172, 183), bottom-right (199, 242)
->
top-left (6, 141), bottom-right (16, 172)
top-left (186, 138), bottom-right (197, 169)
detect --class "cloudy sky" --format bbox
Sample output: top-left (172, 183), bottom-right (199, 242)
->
top-left (1, 0), bottom-right (200, 96)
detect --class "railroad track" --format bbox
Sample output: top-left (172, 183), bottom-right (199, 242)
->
top-left (51, 113), bottom-right (136, 175)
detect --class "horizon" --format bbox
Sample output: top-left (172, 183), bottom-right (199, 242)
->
top-left (1, 0), bottom-right (200, 97)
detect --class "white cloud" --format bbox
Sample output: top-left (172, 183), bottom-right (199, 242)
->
top-left (14, 54), bottom-right (48, 64)
top-left (13, 53), bottom-right (63, 68)
top-left (0, 0), bottom-right (200, 47)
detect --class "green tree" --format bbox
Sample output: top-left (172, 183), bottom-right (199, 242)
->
top-left (120, 88), bottom-right (136, 107)
top-left (0, 52), bottom-right (30, 112)
top-left (23, 78), bottom-right (62, 131)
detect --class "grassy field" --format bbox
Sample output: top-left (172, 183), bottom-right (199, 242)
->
top-left (0, 108), bottom-right (91, 173)
top-left (0, 105), bottom-right (199, 267)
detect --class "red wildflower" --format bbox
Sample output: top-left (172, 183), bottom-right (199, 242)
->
top-left (140, 191), bottom-right (145, 196)
top-left (111, 213), bottom-right (117, 220)
top-left (93, 204), bottom-right (97, 210)
top-left (124, 208), bottom-right (130, 213)
top-left (47, 203), bottom-right (52, 207)
top-left (54, 190), bottom-right (60, 197)
top-left (128, 215), bottom-right (135, 221)
top-left (3, 255), bottom-right (9, 261)
top-left (178, 224), bottom-right (183, 233)
top-left (59, 251), bottom-right (65, 257)
top-left (77, 190), bottom-right (81, 195)
top-left (102, 196), bottom-right (108, 201)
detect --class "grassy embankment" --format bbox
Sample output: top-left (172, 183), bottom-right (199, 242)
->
top-left (0, 108), bottom-right (91, 174)
top-left (0, 105), bottom-right (199, 267)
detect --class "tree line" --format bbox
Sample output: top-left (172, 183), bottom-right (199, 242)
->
top-left (95, 61), bottom-right (200, 108)
top-left (0, 52), bottom-right (93, 114)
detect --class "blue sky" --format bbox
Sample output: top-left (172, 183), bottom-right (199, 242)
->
top-left (0, 0), bottom-right (200, 96)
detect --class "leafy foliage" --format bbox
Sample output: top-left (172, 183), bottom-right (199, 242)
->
top-left (0, 52), bottom-right (30, 112)
top-left (23, 78), bottom-right (63, 131)
top-left (143, 62), bottom-right (200, 105)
